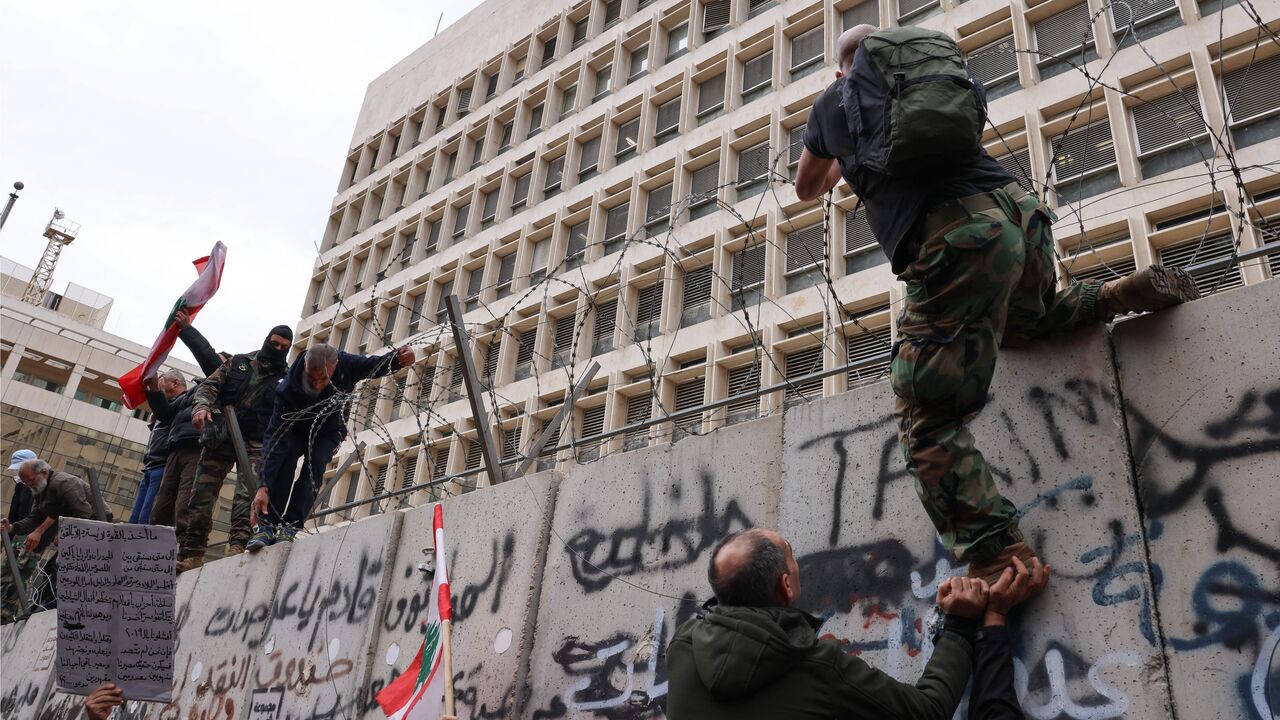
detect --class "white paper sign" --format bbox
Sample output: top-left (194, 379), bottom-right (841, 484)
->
top-left (55, 519), bottom-right (176, 702)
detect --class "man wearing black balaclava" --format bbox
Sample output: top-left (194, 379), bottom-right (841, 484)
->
top-left (180, 324), bottom-right (293, 572)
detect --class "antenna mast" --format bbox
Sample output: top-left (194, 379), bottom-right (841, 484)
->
top-left (21, 208), bottom-right (81, 307)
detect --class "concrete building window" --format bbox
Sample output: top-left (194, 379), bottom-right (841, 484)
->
top-left (542, 37), bottom-right (558, 68)
top-left (552, 314), bottom-right (577, 367)
top-left (993, 146), bottom-right (1034, 192)
top-left (408, 293), bottom-right (425, 335)
top-left (577, 404), bottom-right (607, 461)
top-left (592, 297), bottom-right (617, 354)
top-left (844, 1), bottom-right (879, 29)
top-left (783, 344), bottom-right (824, 406)
top-left (431, 443), bottom-right (451, 480)
top-left (424, 219), bottom-right (441, 256)
top-left (967, 35), bottom-right (1020, 101)
top-left (501, 425), bottom-right (522, 461)
top-left (498, 121), bottom-right (514, 152)
top-left (470, 136), bottom-right (485, 169)
top-left (624, 393), bottom-right (652, 449)
top-left (595, 64), bottom-right (614, 99)
top-left (742, 52), bottom-right (773, 104)
top-left (560, 84), bottom-right (578, 119)
top-left (481, 189), bottom-right (500, 228)
top-left (1222, 54), bottom-right (1280, 149)
top-left (382, 304), bottom-right (399, 343)
top-left (847, 323), bottom-right (891, 388)
top-left (655, 97), bottom-right (681, 144)
top-left (453, 202), bottom-right (471, 238)
top-left (681, 265), bottom-right (713, 326)
top-left (481, 336), bottom-right (501, 387)
top-left (464, 266), bottom-right (484, 312)
top-left (1199, 0), bottom-right (1242, 16)
top-left (530, 238), bottom-right (551, 283)
top-left (787, 126), bottom-right (805, 178)
top-left (736, 141), bottom-right (771, 199)
top-left (1158, 232), bottom-right (1244, 296)
top-left (844, 208), bottom-right (885, 274)
top-left (447, 356), bottom-right (465, 402)
top-left (485, 72), bottom-right (500, 100)
top-left (496, 253), bottom-right (517, 298)
top-left (785, 223), bottom-right (827, 293)
top-left (898, 0), bottom-right (940, 24)
top-left (645, 182), bottom-right (673, 234)
top-left (512, 173), bottom-right (532, 210)
top-left (436, 280), bottom-right (454, 324)
top-left (536, 416), bottom-right (561, 471)
top-left (633, 281), bottom-right (664, 341)
top-left (544, 156), bottom-right (566, 198)
top-left (689, 162), bottom-right (720, 219)
top-left (1050, 119), bottom-right (1121, 205)
top-left (566, 220), bottom-right (589, 269)
top-left (513, 55), bottom-right (527, 84)
top-left (604, 203), bottom-right (630, 254)
top-left (1034, 4), bottom-right (1098, 80)
top-left (703, 0), bottom-right (731, 40)
top-left (443, 150), bottom-right (457, 183)
top-left (15, 371), bottom-right (64, 394)
top-left (573, 18), bottom-right (590, 47)
top-left (749, 0), bottom-right (777, 18)
top-left (1110, 0), bottom-right (1180, 48)
top-left (790, 27), bottom-right (825, 80)
top-left (400, 453), bottom-right (418, 487)
top-left (629, 46), bottom-right (649, 81)
top-left (1132, 89), bottom-right (1211, 179)
top-left (456, 85), bottom-right (473, 116)
top-left (514, 326), bottom-right (537, 379)
top-left (603, 0), bottom-right (623, 28)
top-left (697, 73), bottom-right (726, 124)
top-left (731, 244), bottom-right (766, 309)
top-left (673, 375), bottom-right (706, 438)
top-left (667, 23), bottom-right (690, 61)
top-left (616, 117), bottom-right (640, 160)
top-left (724, 361), bottom-right (761, 424)
top-left (528, 103), bottom-right (545, 139)
top-left (579, 135), bottom-right (602, 181)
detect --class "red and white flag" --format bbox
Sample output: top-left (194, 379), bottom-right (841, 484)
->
top-left (119, 242), bottom-right (227, 409)
top-left (377, 504), bottom-right (452, 720)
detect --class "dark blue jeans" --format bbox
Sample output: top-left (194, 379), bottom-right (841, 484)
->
top-left (128, 466), bottom-right (165, 524)
top-left (259, 427), bottom-right (343, 530)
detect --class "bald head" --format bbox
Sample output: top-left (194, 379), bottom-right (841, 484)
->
top-left (837, 24), bottom-right (878, 75)
top-left (708, 528), bottom-right (801, 607)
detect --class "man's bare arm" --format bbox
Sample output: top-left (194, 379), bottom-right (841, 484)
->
top-left (796, 148), bottom-right (843, 201)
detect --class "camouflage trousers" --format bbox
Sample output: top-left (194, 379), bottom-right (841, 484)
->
top-left (1, 540), bottom-right (42, 623)
top-left (179, 441), bottom-right (261, 560)
top-left (891, 185), bottom-right (1102, 564)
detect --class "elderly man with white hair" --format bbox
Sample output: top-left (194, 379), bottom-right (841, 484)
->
top-left (247, 342), bottom-right (414, 551)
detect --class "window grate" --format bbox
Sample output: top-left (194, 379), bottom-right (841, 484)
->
top-left (625, 393), bottom-right (651, 445)
top-left (899, 0), bottom-right (939, 20)
top-left (528, 104), bottom-right (544, 137)
top-left (787, 126), bottom-right (806, 173)
top-left (784, 345), bottom-right (825, 404)
top-left (681, 266), bottom-right (713, 325)
top-left (616, 118), bottom-right (640, 158)
top-left (630, 46), bottom-right (649, 80)
top-left (749, 0), bottom-right (776, 17)
top-left (1222, 54), bottom-right (1280, 128)
top-left (579, 136), bottom-right (602, 177)
top-left (733, 244), bottom-right (766, 291)
top-left (542, 37), bottom-right (557, 66)
top-left (457, 87), bottom-right (473, 113)
top-left (786, 224), bottom-right (826, 273)
top-left (690, 163), bottom-right (719, 215)
top-left (847, 326), bottom-right (891, 387)
top-left (465, 438), bottom-right (483, 470)
top-left (605, 203), bottom-right (630, 247)
top-left (391, 377), bottom-right (406, 418)
top-left (656, 98), bottom-right (681, 139)
top-left (497, 253), bottom-right (517, 288)
top-left (995, 147), bottom-right (1034, 192)
top-left (1062, 254), bottom-right (1135, 283)
top-left (697, 74), bottom-right (726, 117)
top-left (967, 35), bottom-right (1018, 88)
top-left (635, 281), bottom-right (664, 340)
top-left (703, 0), bottom-right (731, 37)
top-left (432, 444), bottom-right (450, 479)
top-left (1035, 4), bottom-right (1095, 62)
top-left (595, 64), bottom-right (613, 99)
top-left (573, 18), bottom-right (589, 47)
top-left (604, 0), bottom-right (622, 26)
top-left (373, 465), bottom-right (388, 496)
top-left (516, 327), bottom-right (537, 366)
top-left (737, 142), bottom-right (771, 195)
top-left (790, 27), bottom-right (824, 73)
top-left (844, 1), bottom-right (879, 29)
top-left (545, 156), bottom-right (566, 194)
top-left (1112, 0), bottom-right (1176, 30)
top-left (725, 362), bottom-right (761, 420)
top-left (566, 220), bottom-right (589, 268)
top-left (486, 73), bottom-right (499, 99)
top-left (482, 337), bottom-right (501, 383)
top-left (502, 426), bottom-right (522, 460)
top-left (1133, 91), bottom-right (1208, 155)
top-left (401, 455), bottom-right (418, 488)
top-left (553, 314), bottom-right (577, 365)
top-left (453, 203), bottom-right (470, 237)
top-left (560, 85), bottom-right (577, 118)
top-left (1052, 120), bottom-right (1117, 179)
top-left (593, 298), bottom-right (617, 354)
top-left (448, 357), bottom-right (464, 398)
top-left (481, 189), bottom-right (500, 223)
top-left (742, 52), bottom-right (773, 97)
top-left (579, 405), bottom-right (606, 448)
top-left (513, 174), bottom-right (531, 207)
top-left (674, 376), bottom-right (705, 411)
top-left (646, 183), bottom-right (673, 230)
top-left (466, 267), bottom-right (484, 299)
top-left (1158, 233), bottom-right (1244, 296)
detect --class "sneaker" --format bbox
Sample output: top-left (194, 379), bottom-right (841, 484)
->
top-left (176, 556), bottom-right (204, 574)
top-left (246, 525), bottom-right (276, 553)
top-left (225, 544), bottom-right (246, 557)
top-left (275, 526), bottom-right (298, 544)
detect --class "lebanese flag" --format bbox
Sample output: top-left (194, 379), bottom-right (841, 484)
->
top-left (118, 242), bottom-right (227, 409)
top-left (378, 504), bottom-right (452, 720)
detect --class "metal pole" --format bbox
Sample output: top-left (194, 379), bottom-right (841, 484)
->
top-left (511, 362), bottom-right (599, 479)
top-left (444, 295), bottom-right (504, 487)
top-left (309, 441), bottom-right (367, 518)
top-left (1, 528), bottom-right (31, 617)
top-left (84, 468), bottom-right (110, 522)
top-left (0, 181), bottom-right (22, 233)
top-left (222, 406), bottom-right (256, 486)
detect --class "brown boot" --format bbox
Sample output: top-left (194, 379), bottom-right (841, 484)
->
top-left (1096, 264), bottom-right (1200, 319)
top-left (176, 556), bottom-right (204, 574)
top-left (966, 542), bottom-right (1039, 586)
top-left (225, 544), bottom-right (245, 557)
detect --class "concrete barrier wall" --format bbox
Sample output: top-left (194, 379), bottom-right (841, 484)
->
top-left (3, 279), bottom-right (1276, 720)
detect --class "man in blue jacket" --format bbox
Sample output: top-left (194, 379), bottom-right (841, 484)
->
top-left (247, 343), bottom-right (414, 550)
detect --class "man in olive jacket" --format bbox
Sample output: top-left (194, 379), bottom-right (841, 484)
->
top-left (667, 528), bottom-right (985, 719)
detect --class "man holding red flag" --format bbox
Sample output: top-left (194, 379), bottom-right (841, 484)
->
top-left (378, 504), bottom-right (455, 720)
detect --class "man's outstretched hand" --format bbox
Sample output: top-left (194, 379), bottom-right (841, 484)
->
top-left (83, 682), bottom-right (124, 720)
top-left (985, 556), bottom-right (1051, 626)
top-left (250, 487), bottom-right (269, 526)
top-left (937, 576), bottom-right (989, 619)
top-left (395, 345), bottom-right (416, 367)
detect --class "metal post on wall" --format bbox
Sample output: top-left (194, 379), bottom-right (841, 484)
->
top-left (84, 468), bottom-right (111, 522)
top-left (511, 362), bottom-right (599, 479)
top-left (444, 295), bottom-right (504, 488)
top-left (309, 441), bottom-right (367, 519)
top-left (1, 529), bottom-right (31, 617)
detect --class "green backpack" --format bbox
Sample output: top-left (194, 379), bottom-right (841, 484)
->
top-left (840, 27), bottom-right (987, 175)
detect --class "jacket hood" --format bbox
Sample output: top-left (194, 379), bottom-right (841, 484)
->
top-left (688, 602), bottom-right (823, 700)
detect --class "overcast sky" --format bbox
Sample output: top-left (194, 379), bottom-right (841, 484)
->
top-left (1, 0), bottom-right (483, 368)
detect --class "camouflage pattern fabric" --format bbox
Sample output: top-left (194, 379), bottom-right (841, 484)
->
top-left (179, 440), bottom-right (261, 560)
top-left (891, 187), bottom-right (1102, 563)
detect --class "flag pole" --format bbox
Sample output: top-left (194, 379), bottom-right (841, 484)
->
top-left (442, 619), bottom-right (455, 716)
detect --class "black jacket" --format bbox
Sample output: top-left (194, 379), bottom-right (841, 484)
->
top-left (6, 482), bottom-right (33, 525)
top-left (968, 625), bottom-right (1023, 720)
top-left (268, 350), bottom-right (402, 444)
top-left (192, 351), bottom-right (288, 443)
top-left (146, 325), bottom-right (223, 456)
top-left (667, 602), bottom-right (974, 720)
